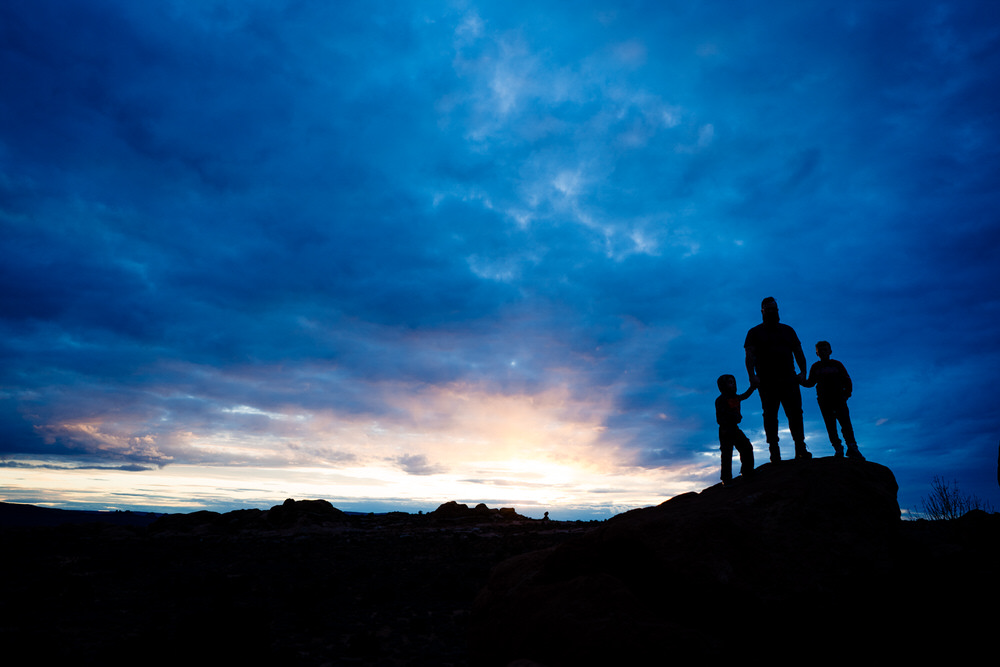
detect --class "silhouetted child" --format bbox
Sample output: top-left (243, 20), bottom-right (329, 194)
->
top-left (715, 374), bottom-right (756, 484)
top-left (801, 341), bottom-right (865, 460)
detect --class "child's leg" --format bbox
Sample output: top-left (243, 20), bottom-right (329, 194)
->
top-left (818, 399), bottom-right (844, 455)
top-left (837, 401), bottom-right (865, 459)
top-left (837, 401), bottom-right (856, 446)
top-left (719, 432), bottom-right (734, 482)
top-left (735, 429), bottom-right (755, 476)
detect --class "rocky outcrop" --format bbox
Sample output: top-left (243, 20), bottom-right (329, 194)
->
top-left (431, 501), bottom-right (528, 522)
top-left (149, 498), bottom-right (347, 534)
top-left (263, 497), bottom-right (347, 528)
top-left (470, 458), bottom-right (911, 665)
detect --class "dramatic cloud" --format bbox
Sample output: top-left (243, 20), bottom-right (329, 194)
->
top-left (2, 1), bottom-right (998, 517)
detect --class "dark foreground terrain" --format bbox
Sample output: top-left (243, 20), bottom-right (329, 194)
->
top-left (3, 461), bottom-right (999, 666)
top-left (0, 500), bottom-right (590, 666)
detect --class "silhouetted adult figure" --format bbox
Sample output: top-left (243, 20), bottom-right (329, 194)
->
top-left (745, 297), bottom-right (811, 462)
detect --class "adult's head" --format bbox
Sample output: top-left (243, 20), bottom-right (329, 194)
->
top-left (761, 297), bottom-right (779, 325)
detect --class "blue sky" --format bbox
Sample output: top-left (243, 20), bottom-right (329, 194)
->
top-left (2, 0), bottom-right (998, 519)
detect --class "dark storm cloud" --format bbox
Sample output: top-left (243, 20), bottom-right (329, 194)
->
top-left (1, 1), bottom-right (999, 512)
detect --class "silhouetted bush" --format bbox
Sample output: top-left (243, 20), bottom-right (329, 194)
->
top-left (921, 476), bottom-right (994, 520)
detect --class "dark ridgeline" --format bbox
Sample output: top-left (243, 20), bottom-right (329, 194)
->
top-left (3, 462), bottom-right (998, 666)
top-left (0, 502), bottom-right (162, 528)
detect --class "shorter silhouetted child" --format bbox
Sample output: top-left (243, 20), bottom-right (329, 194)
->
top-left (801, 341), bottom-right (865, 460)
top-left (715, 374), bottom-right (756, 484)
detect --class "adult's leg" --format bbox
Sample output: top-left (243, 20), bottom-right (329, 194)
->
top-left (780, 381), bottom-right (810, 458)
top-left (781, 382), bottom-right (805, 443)
top-left (759, 388), bottom-right (782, 462)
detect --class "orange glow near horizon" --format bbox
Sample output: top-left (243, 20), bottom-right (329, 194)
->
top-left (2, 382), bottom-right (718, 519)
top-left (0, 458), bottom-right (715, 519)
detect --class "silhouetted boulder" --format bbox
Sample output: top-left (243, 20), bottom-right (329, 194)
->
top-left (263, 498), bottom-right (347, 528)
top-left (470, 458), bottom-right (905, 665)
top-left (150, 499), bottom-right (346, 534)
top-left (431, 501), bottom-right (528, 522)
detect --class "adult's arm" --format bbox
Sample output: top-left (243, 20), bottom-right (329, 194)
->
top-left (745, 346), bottom-right (759, 387)
top-left (794, 344), bottom-right (808, 377)
top-left (800, 364), bottom-right (817, 388)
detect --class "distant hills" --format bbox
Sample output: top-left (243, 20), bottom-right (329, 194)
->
top-left (0, 501), bottom-right (162, 527)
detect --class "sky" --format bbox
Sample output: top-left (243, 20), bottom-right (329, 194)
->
top-left (2, 0), bottom-right (999, 520)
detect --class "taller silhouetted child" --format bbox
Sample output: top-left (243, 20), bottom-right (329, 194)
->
top-left (801, 341), bottom-right (865, 460)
